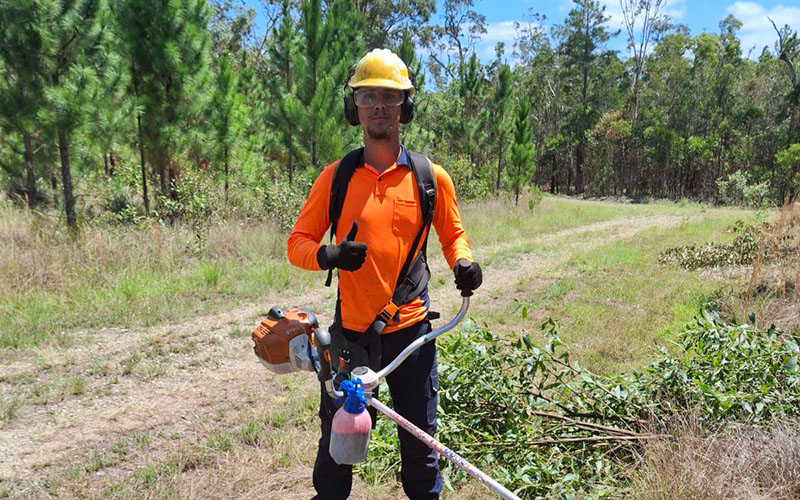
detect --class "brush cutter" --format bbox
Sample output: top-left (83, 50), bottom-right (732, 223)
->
top-left (252, 295), bottom-right (521, 500)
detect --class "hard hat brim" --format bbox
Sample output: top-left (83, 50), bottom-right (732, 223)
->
top-left (349, 78), bottom-right (414, 96)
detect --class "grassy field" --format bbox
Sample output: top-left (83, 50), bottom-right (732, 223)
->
top-left (0, 195), bottom-right (765, 499)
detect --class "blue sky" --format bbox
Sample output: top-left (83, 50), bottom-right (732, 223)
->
top-left (243, 0), bottom-right (800, 62)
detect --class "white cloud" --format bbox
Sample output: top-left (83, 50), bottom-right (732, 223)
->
top-left (476, 21), bottom-right (521, 60)
top-left (728, 2), bottom-right (800, 58)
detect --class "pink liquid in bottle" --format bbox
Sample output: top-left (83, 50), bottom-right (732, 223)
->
top-left (330, 378), bottom-right (372, 465)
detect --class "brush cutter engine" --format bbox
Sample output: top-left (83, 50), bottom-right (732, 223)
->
top-left (252, 306), bottom-right (320, 374)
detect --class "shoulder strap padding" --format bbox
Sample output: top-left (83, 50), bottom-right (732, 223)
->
top-left (329, 147), bottom-right (365, 238)
top-left (406, 151), bottom-right (436, 224)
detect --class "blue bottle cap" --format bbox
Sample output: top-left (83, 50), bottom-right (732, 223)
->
top-left (340, 378), bottom-right (367, 414)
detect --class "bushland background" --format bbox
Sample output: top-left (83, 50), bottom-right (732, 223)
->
top-left (1, 0), bottom-right (800, 499)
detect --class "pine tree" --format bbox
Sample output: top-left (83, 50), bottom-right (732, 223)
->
top-left (263, 0), bottom-right (302, 181)
top-left (0, 1), bottom-right (49, 208)
top-left (558, 0), bottom-right (614, 193)
top-left (210, 54), bottom-right (245, 202)
top-left (295, 0), bottom-right (364, 172)
top-left (457, 52), bottom-right (486, 175)
top-left (396, 28), bottom-right (434, 151)
top-left (508, 99), bottom-right (536, 205)
top-left (491, 62), bottom-right (512, 193)
top-left (17, 0), bottom-right (111, 230)
top-left (115, 0), bottom-right (212, 200)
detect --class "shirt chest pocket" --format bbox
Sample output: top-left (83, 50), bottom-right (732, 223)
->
top-left (392, 199), bottom-right (420, 237)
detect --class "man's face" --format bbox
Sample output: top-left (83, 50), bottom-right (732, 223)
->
top-left (354, 87), bottom-right (403, 141)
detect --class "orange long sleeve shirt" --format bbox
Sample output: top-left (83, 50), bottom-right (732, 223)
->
top-left (287, 149), bottom-right (473, 333)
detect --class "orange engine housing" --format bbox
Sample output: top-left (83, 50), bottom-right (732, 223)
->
top-left (252, 307), bottom-right (318, 374)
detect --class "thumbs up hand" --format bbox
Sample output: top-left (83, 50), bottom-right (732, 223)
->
top-left (318, 221), bottom-right (368, 272)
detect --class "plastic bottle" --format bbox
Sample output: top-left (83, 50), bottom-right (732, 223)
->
top-left (329, 378), bottom-right (372, 465)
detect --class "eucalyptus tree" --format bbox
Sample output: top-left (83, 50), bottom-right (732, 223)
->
top-left (620, 0), bottom-right (669, 125)
top-left (354, 0), bottom-right (435, 50)
top-left (422, 0), bottom-right (486, 84)
top-left (770, 19), bottom-right (799, 142)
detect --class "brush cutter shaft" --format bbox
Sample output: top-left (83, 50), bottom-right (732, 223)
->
top-left (375, 296), bottom-right (470, 382)
top-left (369, 397), bottom-right (521, 500)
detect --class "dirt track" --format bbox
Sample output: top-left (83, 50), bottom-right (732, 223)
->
top-left (0, 214), bottom-right (688, 499)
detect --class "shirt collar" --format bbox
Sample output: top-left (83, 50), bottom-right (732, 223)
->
top-left (359, 145), bottom-right (411, 169)
top-left (397, 144), bottom-right (410, 168)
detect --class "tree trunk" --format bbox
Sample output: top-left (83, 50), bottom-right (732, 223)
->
top-left (576, 142), bottom-right (585, 194)
top-left (23, 132), bottom-right (37, 208)
top-left (103, 153), bottom-right (109, 176)
top-left (496, 141), bottom-right (503, 193)
top-left (224, 144), bottom-right (229, 203)
top-left (288, 130), bottom-right (294, 183)
top-left (109, 150), bottom-right (116, 176)
top-left (158, 147), bottom-right (167, 195)
top-left (311, 137), bottom-right (318, 172)
top-left (57, 127), bottom-right (77, 231)
top-left (168, 159), bottom-right (179, 200)
top-left (137, 114), bottom-right (150, 215)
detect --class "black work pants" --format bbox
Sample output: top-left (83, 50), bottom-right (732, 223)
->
top-left (312, 320), bottom-right (442, 500)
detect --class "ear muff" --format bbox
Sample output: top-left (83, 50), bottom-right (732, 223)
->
top-left (343, 92), bottom-right (359, 126)
top-left (400, 92), bottom-right (414, 124)
top-left (400, 68), bottom-right (416, 124)
top-left (342, 65), bottom-right (360, 126)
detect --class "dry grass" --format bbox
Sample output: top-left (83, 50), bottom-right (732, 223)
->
top-left (722, 196), bottom-right (800, 333)
top-left (0, 204), bottom-right (287, 294)
top-left (631, 416), bottom-right (800, 500)
top-left (0, 202), bottom-right (304, 348)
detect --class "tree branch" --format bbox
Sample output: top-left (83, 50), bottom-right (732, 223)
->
top-left (531, 410), bottom-right (640, 436)
top-left (525, 434), bottom-right (668, 446)
top-left (769, 17), bottom-right (798, 88)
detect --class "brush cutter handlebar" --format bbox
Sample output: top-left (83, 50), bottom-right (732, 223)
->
top-left (374, 295), bottom-right (469, 383)
top-left (319, 295), bottom-right (470, 400)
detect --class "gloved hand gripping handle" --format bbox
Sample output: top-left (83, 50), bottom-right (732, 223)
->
top-left (455, 259), bottom-right (474, 297)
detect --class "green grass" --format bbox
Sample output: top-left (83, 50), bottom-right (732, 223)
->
top-left (497, 211), bottom-right (757, 372)
top-left (460, 194), bottom-right (740, 248)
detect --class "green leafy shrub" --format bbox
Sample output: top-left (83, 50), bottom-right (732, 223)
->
top-left (361, 306), bottom-right (800, 498)
top-left (716, 170), bottom-right (771, 208)
top-left (262, 176), bottom-right (313, 230)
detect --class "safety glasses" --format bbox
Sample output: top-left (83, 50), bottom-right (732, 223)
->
top-left (353, 88), bottom-right (405, 107)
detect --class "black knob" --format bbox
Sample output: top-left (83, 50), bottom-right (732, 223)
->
top-left (267, 306), bottom-right (285, 320)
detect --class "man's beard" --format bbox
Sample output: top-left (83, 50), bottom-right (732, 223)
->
top-left (366, 114), bottom-right (395, 140)
top-left (366, 123), bottom-right (392, 140)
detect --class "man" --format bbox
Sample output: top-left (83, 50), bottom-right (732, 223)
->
top-left (287, 48), bottom-right (482, 500)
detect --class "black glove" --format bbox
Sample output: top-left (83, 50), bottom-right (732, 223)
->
top-left (453, 258), bottom-right (482, 296)
top-left (317, 221), bottom-right (367, 271)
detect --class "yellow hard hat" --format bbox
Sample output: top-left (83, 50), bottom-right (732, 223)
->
top-left (348, 49), bottom-right (414, 96)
